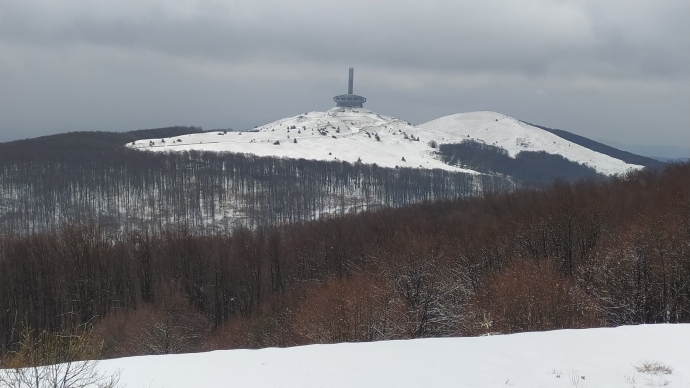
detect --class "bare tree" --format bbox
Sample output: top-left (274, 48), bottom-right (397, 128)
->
top-left (0, 325), bottom-right (121, 388)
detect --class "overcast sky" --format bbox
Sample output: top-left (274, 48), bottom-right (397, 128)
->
top-left (1, 0), bottom-right (688, 157)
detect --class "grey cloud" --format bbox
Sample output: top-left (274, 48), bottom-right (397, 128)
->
top-left (3, 1), bottom-right (687, 78)
top-left (0, 0), bottom-right (688, 155)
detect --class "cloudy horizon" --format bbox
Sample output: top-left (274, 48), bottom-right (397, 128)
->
top-left (1, 0), bottom-right (688, 157)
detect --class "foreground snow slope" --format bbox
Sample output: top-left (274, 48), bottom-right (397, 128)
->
top-left (129, 109), bottom-right (643, 176)
top-left (99, 324), bottom-right (689, 388)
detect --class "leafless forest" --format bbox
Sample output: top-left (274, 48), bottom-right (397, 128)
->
top-left (0, 149), bottom-right (512, 235)
top-left (1, 161), bottom-right (687, 359)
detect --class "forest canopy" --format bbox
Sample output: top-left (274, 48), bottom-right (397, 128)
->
top-left (1, 162), bottom-right (687, 358)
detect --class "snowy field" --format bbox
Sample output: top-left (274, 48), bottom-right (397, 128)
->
top-left (97, 324), bottom-right (689, 388)
top-left (129, 109), bottom-right (643, 176)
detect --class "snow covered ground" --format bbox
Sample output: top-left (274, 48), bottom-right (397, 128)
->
top-left (97, 324), bottom-right (688, 388)
top-left (420, 111), bottom-right (644, 176)
top-left (128, 109), bottom-right (643, 176)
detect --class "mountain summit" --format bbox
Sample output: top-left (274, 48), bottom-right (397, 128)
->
top-left (129, 108), bottom-right (643, 176)
top-left (128, 68), bottom-right (644, 177)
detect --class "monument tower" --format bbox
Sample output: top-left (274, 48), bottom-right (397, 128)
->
top-left (333, 67), bottom-right (366, 108)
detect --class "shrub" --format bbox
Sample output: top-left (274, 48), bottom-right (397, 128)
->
top-left (0, 325), bottom-right (121, 388)
top-left (634, 360), bottom-right (673, 375)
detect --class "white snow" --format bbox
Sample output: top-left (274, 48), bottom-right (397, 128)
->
top-left (128, 109), bottom-right (643, 176)
top-left (420, 111), bottom-right (644, 176)
top-left (96, 324), bottom-right (688, 388)
top-left (129, 108), bottom-right (476, 174)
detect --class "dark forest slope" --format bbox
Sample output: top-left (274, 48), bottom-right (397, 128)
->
top-left (523, 122), bottom-right (666, 169)
top-left (0, 146), bottom-right (501, 235)
top-left (0, 126), bottom-right (203, 165)
top-left (439, 140), bottom-right (604, 187)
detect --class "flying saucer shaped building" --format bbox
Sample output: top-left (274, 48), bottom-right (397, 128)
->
top-left (333, 68), bottom-right (366, 108)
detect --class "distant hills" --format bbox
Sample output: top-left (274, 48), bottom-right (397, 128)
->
top-left (127, 109), bottom-right (649, 180)
top-left (1, 110), bottom-right (664, 184)
top-left (524, 122), bottom-right (666, 169)
top-left (0, 126), bottom-right (203, 165)
top-left (650, 156), bottom-right (690, 163)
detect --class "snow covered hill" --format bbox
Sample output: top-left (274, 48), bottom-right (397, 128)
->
top-left (420, 111), bottom-right (644, 176)
top-left (128, 108), bottom-right (643, 176)
top-left (97, 324), bottom-right (688, 388)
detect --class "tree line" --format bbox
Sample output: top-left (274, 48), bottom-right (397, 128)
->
top-left (1, 148), bottom-right (510, 235)
top-left (0, 126), bottom-right (203, 166)
top-left (1, 163), bottom-right (687, 359)
top-left (439, 139), bottom-right (605, 187)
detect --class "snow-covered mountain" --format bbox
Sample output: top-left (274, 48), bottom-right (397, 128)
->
top-left (128, 108), bottom-right (643, 176)
top-left (420, 111), bottom-right (644, 175)
top-left (97, 324), bottom-right (688, 388)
